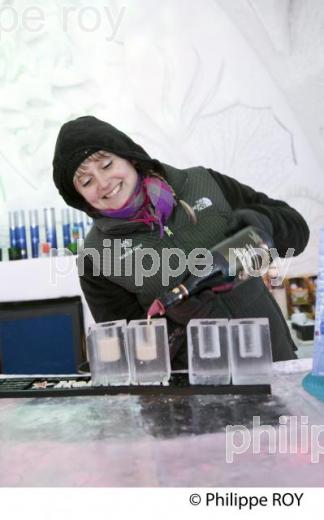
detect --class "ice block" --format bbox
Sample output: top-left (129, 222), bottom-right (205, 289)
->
top-left (228, 318), bottom-right (273, 385)
top-left (87, 320), bottom-right (130, 386)
top-left (187, 319), bottom-right (230, 385)
top-left (127, 319), bottom-right (171, 385)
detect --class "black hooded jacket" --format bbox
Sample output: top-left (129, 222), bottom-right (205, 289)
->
top-left (53, 115), bottom-right (310, 365)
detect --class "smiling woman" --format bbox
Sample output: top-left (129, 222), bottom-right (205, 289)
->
top-left (52, 115), bottom-right (310, 367)
top-left (73, 151), bottom-right (139, 211)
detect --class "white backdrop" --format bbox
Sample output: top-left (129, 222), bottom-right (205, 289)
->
top-left (0, 0), bottom-right (324, 277)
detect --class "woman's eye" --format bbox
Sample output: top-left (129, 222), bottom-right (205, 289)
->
top-left (103, 161), bottom-right (112, 169)
top-left (82, 178), bottom-right (92, 187)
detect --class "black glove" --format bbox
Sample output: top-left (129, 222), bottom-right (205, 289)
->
top-left (226, 208), bottom-right (273, 239)
top-left (165, 289), bottom-right (218, 327)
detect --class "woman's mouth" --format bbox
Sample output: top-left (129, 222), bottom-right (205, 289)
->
top-left (103, 181), bottom-right (122, 199)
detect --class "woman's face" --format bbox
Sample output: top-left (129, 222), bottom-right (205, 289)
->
top-left (73, 151), bottom-right (138, 211)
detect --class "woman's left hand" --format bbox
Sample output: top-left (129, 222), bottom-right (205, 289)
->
top-left (165, 290), bottom-right (218, 326)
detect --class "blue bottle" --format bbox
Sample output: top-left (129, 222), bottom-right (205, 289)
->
top-left (14, 210), bottom-right (28, 259)
top-left (62, 208), bottom-right (71, 248)
top-left (72, 209), bottom-right (84, 239)
top-left (29, 209), bottom-right (40, 258)
top-left (78, 214), bottom-right (85, 239)
top-left (303, 229), bottom-right (324, 401)
top-left (9, 211), bottom-right (17, 248)
top-left (312, 229), bottom-right (324, 376)
top-left (44, 208), bottom-right (58, 249)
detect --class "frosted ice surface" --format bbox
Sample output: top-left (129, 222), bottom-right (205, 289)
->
top-left (273, 358), bottom-right (313, 374)
top-left (0, 359), bottom-right (323, 486)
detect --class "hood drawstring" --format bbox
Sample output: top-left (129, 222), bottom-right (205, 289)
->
top-left (177, 198), bottom-right (197, 225)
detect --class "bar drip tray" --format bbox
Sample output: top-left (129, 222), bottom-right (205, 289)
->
top-left (0, 373), bottom-right (271, 398)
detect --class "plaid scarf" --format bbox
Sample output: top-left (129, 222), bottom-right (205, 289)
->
top-left (99, 176), bottom-right (176, 237)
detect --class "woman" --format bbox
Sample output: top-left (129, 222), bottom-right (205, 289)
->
top-left (53, 115), bottom-right (309, 367)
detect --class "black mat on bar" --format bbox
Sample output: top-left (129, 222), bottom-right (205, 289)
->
top-left (0, 373), bottom-right (271, 398)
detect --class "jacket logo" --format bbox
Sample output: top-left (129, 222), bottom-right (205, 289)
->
top-left (119, 242), bottom-right (143, 260)
top-left (120, 239), bottom-right (132, 250)
top-left (192, 197), bottom-right (213, 212)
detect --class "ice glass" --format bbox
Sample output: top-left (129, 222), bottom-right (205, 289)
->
top-left (187, 319), bottom-right (230, 385)
top-left (127, 319), bottom-right (171, 385)
top-left (228, 318), bottom-right (273, 385)
top-left (87, 320), bottom-right (130, 386)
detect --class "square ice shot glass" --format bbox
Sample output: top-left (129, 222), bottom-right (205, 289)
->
top-left (127, 319), bottom-right (171, 385)
top-left (187, 319), bottom-right (230, 385)
top-left (87, 320), bottom-right (130, 386)
top-left (228, 318), bottom-right (273, 385)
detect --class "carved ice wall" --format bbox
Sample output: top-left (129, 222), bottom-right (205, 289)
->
top-left (0, 0), bottom-right (323, 275)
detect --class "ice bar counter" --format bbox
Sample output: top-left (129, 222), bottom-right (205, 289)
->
top-left (0, 316), bottom-right (323, 486)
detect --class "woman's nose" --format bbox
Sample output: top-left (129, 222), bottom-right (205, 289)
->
top-left (96, 171), bottom-right (111, 190)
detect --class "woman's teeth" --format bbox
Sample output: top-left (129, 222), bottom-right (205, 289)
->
top-left (103, 182), bottom-right (122, 199)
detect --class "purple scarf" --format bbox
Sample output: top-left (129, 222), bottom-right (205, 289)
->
top-left (99, 176), bottom-right (176, 237)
